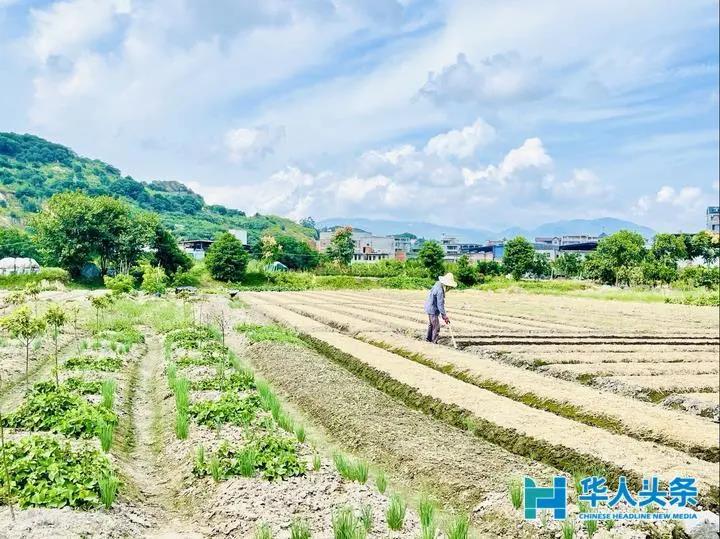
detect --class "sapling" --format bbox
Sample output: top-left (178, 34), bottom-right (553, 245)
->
top-left (385, 494), bottom-right (406, 531)
top-left (89, 294), bottom-right (113, 334)
top-left (375, 470), bottom-right (387, 494)
top-left (444, 513), bottom-right (470, 539)
top-left (44, 304), bottom-right (67, 387)
top-left (0, 306), bottom-right (46, 392)
top-left (289, 518), bottom-right (311, 539)
top-left (99, 472), bottom-right (119, 509)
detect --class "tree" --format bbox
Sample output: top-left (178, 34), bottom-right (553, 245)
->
top-left (456, 255), bottom-right (477, 286)
top-left (418, 240), bottom-right (446, 279)
top-left (44, 304), bottom-right (67, 387)
top-left (259, 235), bottom-right (279, 262)
top-left (649, 233), bottom-right (686, 262)
top-left (89, 294), bottom-right (114, 333)
top-left (0, 306), bottom-right (46, 392)
top-left (151, 225), bottom-right (192, 276)
top-left (140, 263), bottom-right (168, 295)
top-left (0, 227), bottom-right (40, 261)
top-left (325, 227), bottom-right (354, 266)
top-left (503, 237), bottom-right (535, 280)
top-left (32, 192), bottom-right (157, 276)
top-left (476, 260), bottom-right (503, 277)
top-left (531, 252), bottom-right (552, 278)
top-left (204, 232), bottom-right (249, 282)
top-left (553, 253), bottom-right (583, 278)
top-left (687, 231), bottom-right (720, 264)
top-left (275, 235), bottom-right (320, 270)
top-left (585, 230), bottom-right (646, 285)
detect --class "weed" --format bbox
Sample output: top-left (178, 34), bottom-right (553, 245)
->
top-left (508, 477), bottom-right (523, 509)
top-left (289, 518), bottom-right (311, 539)
top-left (209, 455), bottom-right (221, 482)
top-left (175, 409), bottom-right (189, 439)
top-left (375, 470), bottom-right (387, 494)
top-left (386, 494), bottom-right (406, 531)
top-left (101, 379), bottom-right (116, 410)
top-left (419, 495), bottom-right (436, 530)
top-left (562, 518), bottom-right (575, 539)
top-left (444, 513), bottom-right (470, 539)
top-left (99, 472), bottom-right (119, 509)
top-left (360, 504), bottom-right (373, 532)
top-left (312, 453), bottom-right (321, 471)
top-left (254, 522), bottom-right (273, 539)
top-left (295, 424), bottom-right (306, 443)
top-left (98, 420), bottom-right (114, 452)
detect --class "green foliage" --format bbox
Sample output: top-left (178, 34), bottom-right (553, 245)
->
top-left (360, 505), bottom-right (373, 533)
top-left (175, 410), bottom-right (189, 439)
top-left (503, 237), bottom-right (536, 280)
top-left (104, 273), bottom-right (135, 294)
top-left (325, 227), bottom-right (354, 266)
top-left (444, 513), bottom-right (470, 539)
top-left (0, 267), bottom-right (69, 289)
top-left (419, 495), bottom-right (436, 531)
top-left (235, 323), bottom-right (305, 346)
top-left (386, 494), bottom-right (406, 531)
top-left (205, 232), bottom-right (249, 282)
top-left (265, 234), bottom-right (320, 270)
top-left (3, 385), bottom-right (117, 438)
top-left (100, 379), bottom-right (116, 409)
top-left (98, 420), bottom-right (114, 452)
top-left (290, 518), bottom-right (312, 539)
top-left (254, 523), bottom-right (273, 539)
top-left (553, 253), bottom-right (583, 277)
top-left (98, 472), bottom-right (119, 509)
top-left (509, 478), bottom-right (523, 509)
top-left (0, 435), bottom-right (115, 509)
top-left (456, 255), bottom-right (477, 286)
top-left (188, 392), bottom-right (262, 427)
top-left (166, 325), bottom-right (218, 349)
top-left (332, 506), bottom-right (366, 539)
top-left (562, 518), bottom-right (575, 539)
top-left (418, 240), bottom-right (446, 279)
top-left (294, 424), bottom-right (306, 443)
top-left (0, 227), bottom-right (41, 260)
top-left (151, 225), bottom-right (193, 275)
top-left (375, 470), bottom-right (387, 494)
top-left (0, 305), bottom-right (46, 341)
top-left (64, 354), bottom-right (123, 371)
top-left (584, 230), bottom-right (646, 285)
top-left (313, 453), bottom-right (321, 471)
top-left (139, 263), bottom-right (167, 295)
top-left (190, 370), bottom-right (255, 391)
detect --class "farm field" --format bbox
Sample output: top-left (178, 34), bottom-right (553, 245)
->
top-left (0, 287), bottom-right (717, 538)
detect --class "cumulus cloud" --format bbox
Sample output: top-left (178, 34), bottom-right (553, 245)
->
top-left (419, 52), bottom-right (549, 106)
top-left (224, 125), bottom-right (285, 162)
top-left (424, 117), bottom-right (495, 159)
top-left (462, 137), bottom-right (552, 187)
top-left (633, 185), bottom-right (707, 222)
top-left (544, 168), bottom-right (613, 199)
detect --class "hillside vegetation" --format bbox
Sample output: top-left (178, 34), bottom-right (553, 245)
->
top-left (0, 132), bottom-right (315, 242)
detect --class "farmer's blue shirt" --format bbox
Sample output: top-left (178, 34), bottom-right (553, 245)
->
top-left (424, 281), bottom-right (446, 316)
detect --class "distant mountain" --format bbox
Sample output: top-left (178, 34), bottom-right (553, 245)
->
top-left (317, 217), bottom-right (655, 242)
top-left (0, 132), bottom-right (316, 243)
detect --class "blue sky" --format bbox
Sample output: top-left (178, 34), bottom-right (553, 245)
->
top-left (0, 0), bottom-right (718, 232)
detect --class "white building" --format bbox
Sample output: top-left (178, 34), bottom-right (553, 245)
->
top-left (317, 227), bottom-right (395, 263)
top-left (0, 257), bottom-right (40, 275)
top-left (707, 207), bottom-right (720, 233)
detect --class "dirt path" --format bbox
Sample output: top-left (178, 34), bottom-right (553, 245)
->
top-left (119, 332), bottom-right (204, 538)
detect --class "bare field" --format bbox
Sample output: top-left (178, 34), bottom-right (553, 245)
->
top-left (243, 289), bottom-right (720, 511)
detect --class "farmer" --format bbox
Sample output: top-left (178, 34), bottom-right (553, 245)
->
top-left (424, 272), bottom-right (457, 343)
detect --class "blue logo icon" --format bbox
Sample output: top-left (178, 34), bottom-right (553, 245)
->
top-left (524, 476), bottom-right (567, 519)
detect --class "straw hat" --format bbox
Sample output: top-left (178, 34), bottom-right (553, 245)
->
top-left (439, 272), bottom-right (457, 288)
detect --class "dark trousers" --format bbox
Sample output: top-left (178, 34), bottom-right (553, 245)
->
top-left (426, 314), bottom-right (440, 343)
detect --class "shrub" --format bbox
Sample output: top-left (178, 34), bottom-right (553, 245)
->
top-left (103, 273), bottom-right (135, 294)
top-left (1, 435), bottom-right (115, 508)
top-left (386, 494), bottom-right (406, 531)
top-left (418, 241), bottom-right (445, 279)
top-left (0, 267), bottom-right (69, 289)
top-left (140, 263), bottom-right (167, 295)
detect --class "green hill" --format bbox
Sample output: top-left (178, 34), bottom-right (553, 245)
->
top-left (0, 132), bottom-right (315, 243)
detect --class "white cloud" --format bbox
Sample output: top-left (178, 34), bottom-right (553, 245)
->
top-left (224, 125), bottom-right (285, 162)
top-left (29, 0), bottom-right (131, 62)
top-left (462, 137), bottom-right (552, 186)
top-left (424, 117), bottom-right (495, 159)
top-left (633, 185), bottom-right (708, 227)
top-left (545, 168), bottom-right (612, 199)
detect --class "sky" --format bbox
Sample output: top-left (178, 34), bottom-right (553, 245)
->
top-left (0, 0), bottom-right (718, 232)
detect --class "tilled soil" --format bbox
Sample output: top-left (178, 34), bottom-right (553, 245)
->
top-left (243, 339), bottom-right (557, 510)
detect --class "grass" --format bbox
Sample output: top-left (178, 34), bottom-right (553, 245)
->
top-left (444, 513), bottom-right (470, 539)
top-left (509, 477), bottom-right (523, 509)
top-left (195, 444), bottom-right (205, 470)
top-left (332, 506), bottom-right (365, 539)
top-left (313, 453), bottom-right (321, 471)
top-left (100, 379), bottom-right (115, 410)
top-left (235, 323), bottom-right (306, 346)
top-left (562, 518), bottom-right (575, 539)
top-left (375, 470), bottom-right (387, 494)
top-left (237, 447), bottom-right (257, 477)
top-left (99, 472), bottom-right (119, 509)
top-left (175, 410), bottom-right (189, 439)
top-left (419, 495), bottom-right (436, 531)
top-left (254, 523), bottom-right (273, 539)
top-left (333, 453), bottom-right (368, 483)
top-left (360, 505), bottom-right (373, 533)
top-left (289, 518), bottom-right (311, 539)
top-left (209, 455), bottom-right (221, 482)
top-left (386, 494), bottom-right (406, 531)
top-left (174, 377), bottom-right (190, 412)
top-left (98, 420), bottom-right (114, 452)
top-left (294, 424), bottom-right (306, 443)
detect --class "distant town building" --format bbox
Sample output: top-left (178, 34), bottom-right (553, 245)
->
top-left (440, 234), bottom-right (484, 261)
top-left (475, 238), bottom-right (598, 262)
top-left (228, 229), bottom-right (249, 245)
top-left (180, 239), bottom-right (214, 260)
top-left (317, 227), bottom-right (396, 263)
top-left (535, 234), bottom-right (606, 246)
top-left (707, 206), bottom-right (720, 233)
